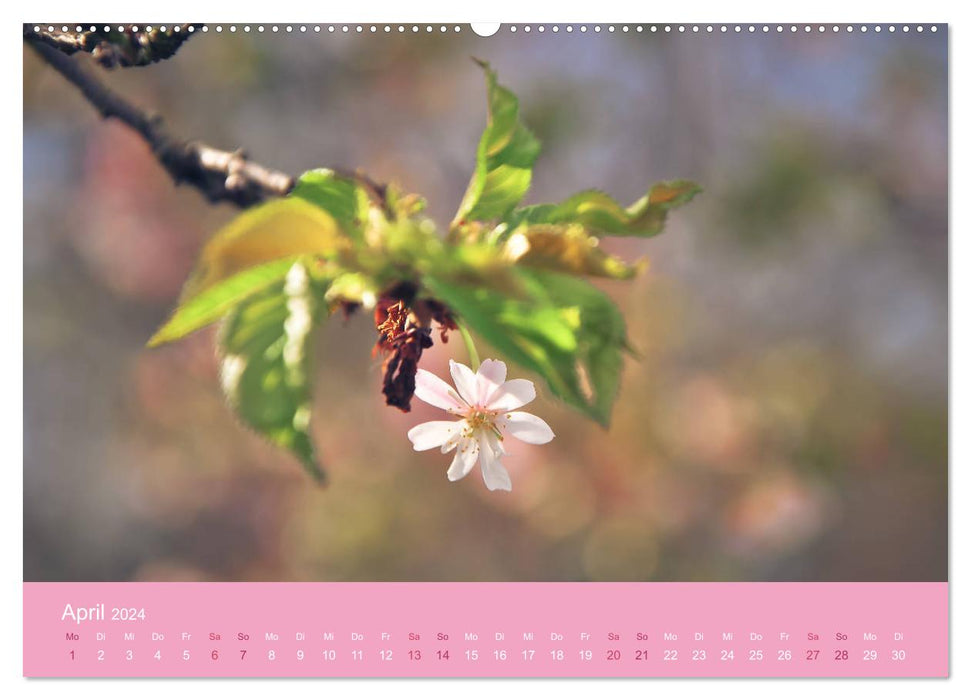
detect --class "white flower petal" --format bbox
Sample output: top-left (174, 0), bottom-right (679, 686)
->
top-left (440, 420), bottom-right (468, 453)
top-left (449, 360), bottom-right (479, 406)
top-left (414, 369), bottom-right (466, 412)
top-left (487, 379), bottom-right (536, 412)
top-left (491, 431), bottom-right (507, 456)
top-left (478, 433), bottom-right (512, 491)
top-left (476, 358), bottom-right (507, 406)
top-left (446, 437), bottom-right (479, 481)
top-left (503, 411), bottom-right (555, 444)
top-left (408, 420), bottom-right (463, 451)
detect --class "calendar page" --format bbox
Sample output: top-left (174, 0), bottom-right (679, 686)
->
top-left (21, 19), bottom-right (948, 680)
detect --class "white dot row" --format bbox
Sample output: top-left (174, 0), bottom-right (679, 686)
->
top-left (33, 24), bottom-right (941, 35)
top-left (508, 24), bottom-right (940, 34)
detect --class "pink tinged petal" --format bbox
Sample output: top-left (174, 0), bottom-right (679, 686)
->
top-left (414, 369), bottom-right (466, 413)
top-left (449, 360), bottom-right (479, 406)
top-left (503, 411), bottom-right (555, 445)
top-left (446, 437), bottom-right (479, 481)
top-left (408, 421), bottom-right (463, 451)
top-left (475, 358), bottom-right (507, 406)
top-left (478, 433), bottom-right (512, 491)
top-left (486, 379), bottom-right (536, 412)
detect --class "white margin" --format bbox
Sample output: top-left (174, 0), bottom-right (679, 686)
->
top-left (3, 1), bottom-right (963, 698)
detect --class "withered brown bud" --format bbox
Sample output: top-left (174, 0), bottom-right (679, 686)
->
top-left (373, 295), bottom-right (458, 411)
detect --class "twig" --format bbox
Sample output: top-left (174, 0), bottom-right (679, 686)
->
top-left (25, 30), bottom-right (395, 211)
top-left (26, 33), bottom-right (294, 207)
top-left (23, 24), bottom-right (203, 69)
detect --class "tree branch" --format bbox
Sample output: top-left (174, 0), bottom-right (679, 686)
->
top-left (26, 32), bottom-right (296, 207)
top-left (24, 24), bottom-right (203, 69)
top-left (25, 30), bottom-right (395, 212)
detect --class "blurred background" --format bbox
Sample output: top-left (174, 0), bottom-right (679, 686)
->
top-left (23, 26), bottom-right (947, 582)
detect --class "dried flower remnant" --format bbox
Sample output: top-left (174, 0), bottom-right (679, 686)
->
top-left (373, 296), bottom-right (457, 411)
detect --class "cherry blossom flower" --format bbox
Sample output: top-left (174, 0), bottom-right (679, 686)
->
top-left (407, 359), bottom-right (555, 491)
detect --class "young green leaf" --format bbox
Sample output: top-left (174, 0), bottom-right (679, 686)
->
top-left (148, 257), bottom-right (301, 347)
top-left (324, 271), bottom-right (379, 309)
top-left (423, 268), bottom-right (628, 426)
top-left (452, 61), bottom-right (541, 227)
top-left (503, 225), bottom-right (642, 280)
top-left (536, 270), bottom-right (629, 424)
top-left (179, 197), bottom-right (348, 303)
top-left (505, 180), bottom-right (701, 237)
top-left (219, 262), bottom-right (327, 482)
top-left (291, 169), bottom-right (372, 243)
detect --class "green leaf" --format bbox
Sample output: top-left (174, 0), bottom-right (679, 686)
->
top-left (538, 271), bottom-right (628, 424)
top-left (324, 271), bottom-right (379, 308)
top-left (506, 180), bottom-right (701, 238)
top-left (148, 257), bottom-right (300, 347)
top-left (452, 61), bottom-right (541, 227)
top-left (503, 224), bottom-right (642, 280)
top-left (179, 197), bottom-right (348, 302)
top-left (291, 169), bottom-right (372, 243)
top-left (423, 268), bottom-right (628, 426)
top-left (219, 262), bottom-right (327, 482)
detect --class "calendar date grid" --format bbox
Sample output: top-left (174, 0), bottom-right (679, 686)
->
top-left (60, 625), bottom-right (913, 672)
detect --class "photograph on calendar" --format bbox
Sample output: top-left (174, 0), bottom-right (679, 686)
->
top-left (24, 24), bottom-right (946, 585)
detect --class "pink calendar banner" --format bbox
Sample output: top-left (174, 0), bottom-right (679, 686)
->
top-left (24, 582), bottom-right (948, 677)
